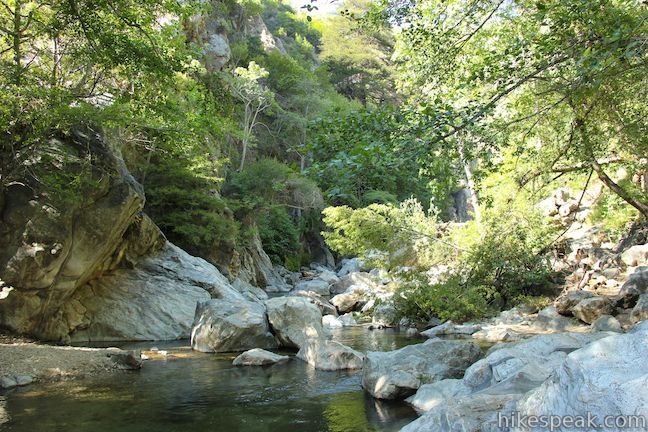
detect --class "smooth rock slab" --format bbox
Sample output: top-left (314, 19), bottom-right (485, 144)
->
top-left (265, 297), bottom-right (324, 349)
top-left (515, 325), bottom-right (648, 431)
top-left (297, 339), bottom-right (364, 371)
top-left (191, 299), bottom-right (277, 353)
top-left (361, 338), bottom-right (481, 400)
top-left (232, 349), bottom-right (289, 366)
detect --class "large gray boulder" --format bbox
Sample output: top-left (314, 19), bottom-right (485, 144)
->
top-left (190, 298), bottom-right (277, 353)
top-left (372, 302), bottom-right (398, 327)
top-left (297, 339), bottom-right (364, 371)
top-left (337, 258), bottom-right (361, 276)
top-left (265, 297), bottom-right (324, 349)
top-left (330, 272), bottom-right (375, 295)
top-left (515, 324), bottom-right (648, 431)
top-left (293, 278), bottom-right (331, 296)
top-left (232, 349), bottom-right (289, 366)
top-left (362, 339), bottom-right (481, 400)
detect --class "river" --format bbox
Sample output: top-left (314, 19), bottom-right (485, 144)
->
top-left (1, 327), bottom-right (423, 432)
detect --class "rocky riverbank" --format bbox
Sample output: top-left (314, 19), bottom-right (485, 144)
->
top-left (0, 335), bottom-right (141, 390)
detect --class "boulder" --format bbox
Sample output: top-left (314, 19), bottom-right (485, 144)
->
top-left (203, 33), bottom-right (231, 71)
top-left (471, 325), bottom-right (524, 343)
top-left (361, 339), bottom-right (481, 400)
top-left (232, 349), bottom-right (289, 366)
top-left (231, 278), bottom-right (269, 302)
top-left (331, 289), bottom-right (364, 313)
top-left (265, 297), bottom-right (324, 349)
top-left (420, 321), bottom-right (481, 338)
top-left (322, 315), bottom-right (343, 328)
top-left (67, 242), bottom-right (235, 342)
top-left (631, 293), bottom-right (648, 323)
top-left (555, 290), bottom-right (595, 316)
top-left (190, 298), bottom-right (277, 353)
top-left (533, 306), bottom-right (585, 332)
top-left (402, 393), bottom-right (520, 432)
top-left (338, 313), bottom-right (358, 326)
top-left (0, 374), bottom-right (33, 389)
top-left (515, 326), bottom-right (648, 430)
top-left (372, 303), bottom-right (397, 327)
top-left (337, 258), bottom-right (361, 277)
top-left (620, 244), bottom-right (648, 267)
top-left (405, 379), bottom-right (471, 413)
top-left (330, 272), bottom-right (375, 295)
top-left (591, 315), bottom-right (623, 332)
top-left (316, 270), bottom-right (340, 285)
top-left (617, 267), bottom-right (648, 308)
top-left (297, 339), bottom-right (364, 371)
top-left (293, 291), bottom-right (337, 316)
top-left (293, 278), bottom-right (331, 296)
top-left (572, 296), bottom-right (614, 324)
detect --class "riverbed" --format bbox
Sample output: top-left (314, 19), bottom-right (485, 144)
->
top-left (1, 328), bottom-right (423, 432)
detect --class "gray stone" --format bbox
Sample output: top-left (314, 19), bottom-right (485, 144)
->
top-left (617, 267), bottom-right (648, 308)
top-left (515, 327), bottom-right (648, 431)
top-left (337, 258), bottom-right (361, 276)
top-left (297, 339), bottom-right (364, 370)
top-left (572, 296), bottom-right (614, 324)
top-left (232, 348), bottom-right (289, 366)
top-left (631, 293), bottom-right (648, 323)
top-left (420, 321), bottom-right (480, 338)
top-left (372, 303), bottom-right (397, 327)
top-left (331, 289), bottom-right (364, 313)
top-left (293, 290), bottom-right (337, 316)
top-left (405, 379), bottom-right (470, 413)
top-left (191, 298), bottom-right (277, 353)
top-left (361, 339), bottom-right (481, 400)
top-left (330, 272), bottom-right (375, 295)
top-left (621, 244), bottom-right (648, 267)
top-left (591, 315), bottom-right (623, 332)
top-left (554, 290), bottom-right (595, 316)
top-left (338, 313), bottom-right (358, 326)
top-left (265, 297), bottom-right (324, 349)
top-left (322, 314), bottom-right (343, 328)
top-left (293, 278), bottom-right (331, 296)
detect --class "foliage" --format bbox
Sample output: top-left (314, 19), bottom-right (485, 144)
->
top-left (393, 273), bottom-right (493, 323)
top-left (257, 206), bottom-right (301, 264)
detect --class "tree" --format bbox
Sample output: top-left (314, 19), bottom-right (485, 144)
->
top-left (365, 0), bottom-right (648, 218)
top-left (227, 61), bottom-right (275, 171)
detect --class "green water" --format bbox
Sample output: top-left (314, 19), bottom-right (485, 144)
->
top-left (1, 328), bottom-right (423, 432)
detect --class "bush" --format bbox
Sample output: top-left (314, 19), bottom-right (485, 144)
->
top-left (393, 273), bottom-right (493, 323)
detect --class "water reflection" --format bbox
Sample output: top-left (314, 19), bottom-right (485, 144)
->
top-left (2, 328), bottom-right (420, 432)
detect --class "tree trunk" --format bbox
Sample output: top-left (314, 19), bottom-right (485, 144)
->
top-left (458, 140), bottom-right (481, 225)
top-left (591, 158), bottom-right (648, 218)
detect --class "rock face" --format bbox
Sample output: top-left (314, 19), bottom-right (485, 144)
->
top-left (191, 298), bottom-right (277, 353)
top-left (265, 297), bottom-right (324, 349)
top-left (631, 293), bottom-right (648, 322)
top-left (232, 349), bottom-right (289, 366)
top-left (515, 325), bottom-right (648, 431)
top-left (361, 339), bottom-right (481, 400)
top-left (297, 339), bottom-right (364, 371)
top-left (68, 242), bottom-right (232, 343)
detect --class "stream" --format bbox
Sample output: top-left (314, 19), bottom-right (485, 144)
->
top-left (1, 328), bottom-right (424, 432)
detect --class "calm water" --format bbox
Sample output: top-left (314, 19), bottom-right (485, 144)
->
top-left (1, 328), bottom-right (424, 432)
